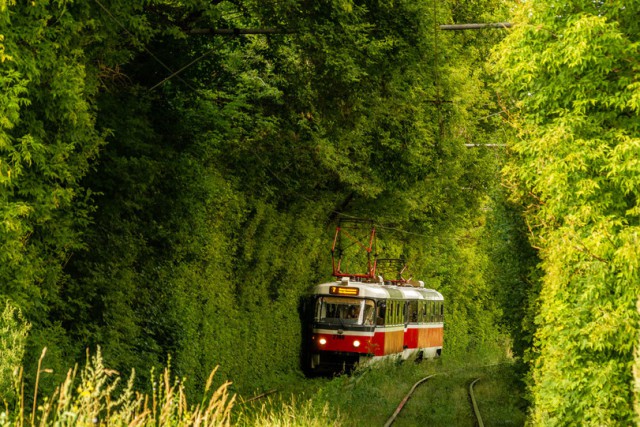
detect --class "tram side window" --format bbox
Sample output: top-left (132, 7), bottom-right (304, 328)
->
top-left (363, 300), bottom-right (376, 325)
top-left (391, 301), bottom-right (396, 325)
top-left (377, 301), bottom-right (386, 326)
top-left (390, 302), bottom-right (395, 325)
top-left (408, 301), bottom-right (418, 323)
top-left (403, 302), bottom-right (409, 324)
top-left (388, 300), bottom-right (399, 325)
top-left (385, 301), bottom-right (391, 325)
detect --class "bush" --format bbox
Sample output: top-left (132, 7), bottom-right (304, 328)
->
top-left (0, 300), bottom-right (30, 405)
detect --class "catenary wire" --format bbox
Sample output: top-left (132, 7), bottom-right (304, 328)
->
top-left (93, 0), bottom-right (198, 91)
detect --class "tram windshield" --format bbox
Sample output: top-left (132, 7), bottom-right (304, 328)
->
top-left (315, 297), bottom-right (376, 326)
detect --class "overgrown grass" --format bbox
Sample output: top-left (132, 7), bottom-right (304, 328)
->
top-left (0, 349), bottom-right (338, 427)
top-left (1, 348), bottom-right (525, 426)
top-left (309, 352), bottom-right (526, 426)
top-left (232, 374), bottom-right (339, 427)
top-left (2, 348), bottom-right (234, 426)
top-left (470, 365), bottom-right (528, 426)
top-left (393, 364), bottom-right (527, 426)
top-left (235, 398), bottom-right (339, 427)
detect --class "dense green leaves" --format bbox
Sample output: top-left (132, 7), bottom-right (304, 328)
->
top-left (0, 300), bottom-right (30, 404)
top-left (1, 0), bottom-right (515, 402)
top-left (0, 2), bottom-right (106, 386)
top-left (494, 0), bottom-right (640, 423)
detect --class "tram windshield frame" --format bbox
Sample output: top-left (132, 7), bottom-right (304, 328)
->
top-left (314, 296), bottom-right (376, 326)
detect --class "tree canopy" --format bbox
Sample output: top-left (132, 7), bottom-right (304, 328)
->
top-left (1, 0), bottom-right (518, 404)
top-left (494, 0), bottom-right (640, 423)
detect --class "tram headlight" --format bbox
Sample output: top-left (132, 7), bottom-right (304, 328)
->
top-left (353, 340), bottom-right (361, 348)
top-left (319, 338), bottom-right (327, 345)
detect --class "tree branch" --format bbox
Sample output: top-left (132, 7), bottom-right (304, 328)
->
top-left (189, 28), bottom-right (294, 35)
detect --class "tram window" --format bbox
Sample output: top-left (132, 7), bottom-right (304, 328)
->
top-left (314, 297), bottom-right (372, 325)
top-left (393, 301), bottom-right (398, 324)
top-left (408, 301), bottom-right (418, 323)
top-left (377, 301), bottom-right (386, 326)
top-left (391, 301), bottom-right (397, 325)
top-left (385, 301), bottom-right (390, 324)
top-left (363, 300), bottom-right (375, 325)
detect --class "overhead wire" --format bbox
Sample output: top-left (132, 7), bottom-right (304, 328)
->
top-left (96, 0), bottom-right (290, 90)
top-left (93, 0), bottom-right (440, 241)
top-left (149, 47), bottom-right (216, 90)
top-left (93, 0), bottom-right (198, 92)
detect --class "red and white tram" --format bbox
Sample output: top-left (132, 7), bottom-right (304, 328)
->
top-left (306, 277), bottom-right (444, 372)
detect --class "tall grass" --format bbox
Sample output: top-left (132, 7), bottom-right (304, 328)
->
top-left (1, 348), bottom-right (235, 426)
top-left (0, 340), bottom-right (522, 426)
top-left (235, 398), bottom-right (340, 427)
top-left (314, 352), bottom-right (526, 426)
top-left (0, 348), bottom-right (342, 427)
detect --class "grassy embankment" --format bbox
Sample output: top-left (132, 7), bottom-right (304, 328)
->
top-left (2, 351), bottom-right (526, 426)
top-left (237, 353), bottom-right (527, 426)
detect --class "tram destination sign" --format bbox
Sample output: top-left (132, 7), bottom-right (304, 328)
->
top-left (329, 286), bottom-right (359, 296)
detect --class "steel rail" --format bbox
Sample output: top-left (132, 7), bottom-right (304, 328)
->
top-left (439, 22), bottom-right (512, 30)
top-left (469, 378), bottom-right (485, 427)
top-left (382, 363), bottom-right (511, 426)
top-left (239, 389), bottom-right (278, 405)
top-left (383, 374), bottom-right (437, 427)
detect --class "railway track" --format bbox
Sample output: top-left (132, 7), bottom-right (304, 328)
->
top-left (383, 374), bottom-right (485, 427)
top-left (238, 389), bottom-right (278, 405)
top-left (469, 378), bottom-right (484, 427)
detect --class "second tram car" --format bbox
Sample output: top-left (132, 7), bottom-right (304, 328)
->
top-left (306, 277), bottom-right (444, 372)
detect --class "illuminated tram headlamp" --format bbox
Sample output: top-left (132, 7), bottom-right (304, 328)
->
top-left (318, 338), bottom-right (327, 345)
top-left (353, 340), bottom-right (361, 348)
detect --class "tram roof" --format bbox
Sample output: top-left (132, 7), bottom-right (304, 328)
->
top-left (312, 279), bottom-right (443, 301)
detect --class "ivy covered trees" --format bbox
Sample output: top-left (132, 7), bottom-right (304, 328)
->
top-left (0, 0), bottom-right (515, 398)
top-left (1, 0), bottom-right (627, 423)
top-left (14, 3), bottom-right (640, 424)
top-left (494, 0), bottom-right (640, 423)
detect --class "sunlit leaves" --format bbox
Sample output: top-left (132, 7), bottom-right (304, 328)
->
top-left (494, 0), bottom-right (640, 423)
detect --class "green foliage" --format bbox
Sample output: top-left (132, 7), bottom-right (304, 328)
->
top-left (483, 186), bottom-right (540, 362)
top-left (493, 0), bottom-right (640, 423)
top-left (0, 0), bottom-right (108, 387)
top-left (0, 349), bottom-right (235, 426)
top-left (0, 300), bottom-right (30, 405)
top-left (1, 0), bottom-right (516, 406)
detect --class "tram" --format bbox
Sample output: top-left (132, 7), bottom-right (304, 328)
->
top-left (305, 276), bottom-right (443, 372)
top-left (303, 219), bottom-right (444, 372)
